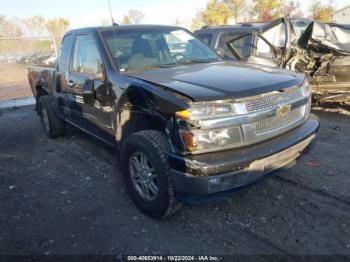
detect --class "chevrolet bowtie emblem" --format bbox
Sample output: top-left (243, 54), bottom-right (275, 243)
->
top-left (276, 104), bottom-right (292, 117)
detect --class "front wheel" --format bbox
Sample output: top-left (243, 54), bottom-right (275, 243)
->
top-left (121, 130), bottom-right (180, 219)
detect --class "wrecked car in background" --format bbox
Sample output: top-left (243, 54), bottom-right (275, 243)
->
top-left (195, 18), bottom-right (350, 103)
top-left (28, 25), bottom-right (319, 219)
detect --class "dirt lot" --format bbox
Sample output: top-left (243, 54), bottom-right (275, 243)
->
top-left (0, 63), bottom-right (32, 100)
top-left (0, 106), bottom-right (349, 257)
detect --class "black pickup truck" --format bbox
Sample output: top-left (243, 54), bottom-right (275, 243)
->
top-left (28, 25), bottom-right (319, 218)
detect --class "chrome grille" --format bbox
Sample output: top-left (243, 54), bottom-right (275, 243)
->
top-left (251, 106), bottom-right (306, 135)
top-left (244, 87), bottom-right (303, 113)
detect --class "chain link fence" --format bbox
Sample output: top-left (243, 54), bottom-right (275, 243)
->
top-left (0, 36), bottom-right (62, 67)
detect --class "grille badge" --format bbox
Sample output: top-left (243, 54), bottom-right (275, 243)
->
top-left (276, 104), bottom-right (292, 117)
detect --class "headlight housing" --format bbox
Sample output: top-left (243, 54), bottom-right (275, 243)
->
top-left (177, 102), bottom-right (246, 154)
top-left (301, 79), bottom-right (312, 116)
top-left (301, 79), bottom-right (311, 98)
top-left (191, 125), bottom-right (244, 153)
top-left (176, 102), bottom-right (237, 120)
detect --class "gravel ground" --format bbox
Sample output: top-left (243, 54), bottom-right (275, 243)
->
top-left (0, 106), bottom-right (349, 257)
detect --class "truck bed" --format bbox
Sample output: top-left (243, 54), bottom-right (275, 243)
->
top-left (28, 66), bottom-right (55, 98)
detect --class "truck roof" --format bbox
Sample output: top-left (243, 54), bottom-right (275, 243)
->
top-left (194, 23), bottom-right (265, 34)
top-left (65, 24), bottom-right (185, 35)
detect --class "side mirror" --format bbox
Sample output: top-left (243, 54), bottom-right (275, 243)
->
top-left (82, 79), bottom-right (95, 105)
top-left (93, 71), bottom-right (105, 82)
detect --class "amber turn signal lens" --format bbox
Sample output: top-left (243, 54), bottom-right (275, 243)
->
top-left (180, 132), bottom-right (194, 152)
top-left (176, 110), bottom-right (190, 120)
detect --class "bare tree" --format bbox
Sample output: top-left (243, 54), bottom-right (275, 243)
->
top-left (223, 0), bottom-right (247, 23)
top-left (0, 16), bottom-right (22, 37)
top-left (23, 15), bottom-right (47, 37)
top-left (282, 1), bottom-right (304, 18)
top-left (121, 9), bottom-right (145, 24)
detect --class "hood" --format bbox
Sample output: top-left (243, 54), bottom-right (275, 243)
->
top-left (125, 61), bottom-right (304, 101)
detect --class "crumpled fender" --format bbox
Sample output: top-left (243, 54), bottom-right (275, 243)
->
top-left (119, 78), bottom-right (190, 114)
top-left (112, 78), bottom-right (190, 152)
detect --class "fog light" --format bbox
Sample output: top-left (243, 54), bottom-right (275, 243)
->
top-left (209, 178), bottom-right (222, 185)
top-left (208, 178), bottom-right (223, 193)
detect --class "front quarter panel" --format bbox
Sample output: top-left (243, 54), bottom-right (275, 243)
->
top-left (110, 75), bottom-right (190, 152)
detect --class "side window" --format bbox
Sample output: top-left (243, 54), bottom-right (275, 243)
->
top-left (58, 35), bottom-right (73, 72)
top-left (256, 37), bottom-right (274, 58)
top-left (163, 31), bottom-right (210, 61)
top-left (256, 22), bottom-right (287, 58)
top-left (219, 33), bottom-right (243, 59)
top-left (197, 34), bottom-right (213, 46)
top-left (260, 23), bottom-right (286, 48)
top-left (293, 21), bottom-right (309, 39)
top-left (71, 35), bottom-right (101, 75)
top-left (227, 34), bottom-right (253, 59)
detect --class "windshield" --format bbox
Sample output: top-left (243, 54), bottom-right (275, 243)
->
top-left (101, 28), bottom-right (220, 71)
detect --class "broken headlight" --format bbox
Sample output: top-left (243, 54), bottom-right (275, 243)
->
top-left (176, 102), bottom-right (235, 120)
top-left (176, 102), bottom-right (246, 154)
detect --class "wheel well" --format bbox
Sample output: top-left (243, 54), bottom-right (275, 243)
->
top-left (36, 86), bottom-right (48, 98)
top-left (35, 86), bottom-right (48, 114)
top-left (116, 109), bottom-right (167, 146)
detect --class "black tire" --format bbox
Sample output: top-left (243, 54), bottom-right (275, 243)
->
top-left (121, 130), bottom-right (180, 219)
top-left (38, 96), bottom-right (65, 139)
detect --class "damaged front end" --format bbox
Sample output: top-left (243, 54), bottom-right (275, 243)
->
top-left (287, 21), bottom-right (350, 103)
top-left (173, 79), bottom-right (312, 156)
top-left (226, 18), bottom-right (350, 103)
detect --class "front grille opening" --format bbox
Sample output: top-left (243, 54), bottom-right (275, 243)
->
top-left (245, 87), bottom-right (302, 113)
top-left (251, 106), bottom-right (306, 135)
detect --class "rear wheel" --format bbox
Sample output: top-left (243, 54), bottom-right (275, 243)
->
top-left (38, 96), bottom-right (65, 139)
top-left (121, 130), bottom-right (180, 219)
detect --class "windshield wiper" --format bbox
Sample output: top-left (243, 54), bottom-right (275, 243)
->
top-left (123, 65), bottom-right (167, 72)
top-left (122, 60), bottom-right (214, 72)
top-left (179, 59), bottom-right (214, 65)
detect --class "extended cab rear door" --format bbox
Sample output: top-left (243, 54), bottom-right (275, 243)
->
top-left (227, 18), bottom-right (292, 68)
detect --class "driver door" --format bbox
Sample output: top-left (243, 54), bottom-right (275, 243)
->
top-left (67, 34), bottom-right (115, 144)
top-left (227, 18), bottom-right (292, 68)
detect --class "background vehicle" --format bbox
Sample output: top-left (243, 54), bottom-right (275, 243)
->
top-left (28, 25), bottom-right (319, 219)
top-left (195, 23), bottom-right (265, 60)
top-left (194, 18), bottom-right (350, 103)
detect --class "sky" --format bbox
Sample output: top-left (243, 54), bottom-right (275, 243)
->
top-left (1, 0), bottom-right (349, 29)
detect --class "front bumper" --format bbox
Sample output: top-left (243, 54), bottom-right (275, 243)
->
top-left (169, 114), bottom-right (320, 203)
